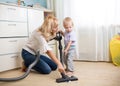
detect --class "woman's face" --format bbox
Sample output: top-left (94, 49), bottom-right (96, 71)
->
top-left (52, 25), bottom-right (58, 33)
top-left (50, 19), bottom-right (59, 34)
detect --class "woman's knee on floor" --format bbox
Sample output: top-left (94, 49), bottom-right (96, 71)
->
top-left (42, 68), bottom-right (52, 74)
top-left (34, 66), bottom-right (52, 74)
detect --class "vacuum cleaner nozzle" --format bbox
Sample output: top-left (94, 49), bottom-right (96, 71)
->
top-left (56, 73), bottom-right (78, 83)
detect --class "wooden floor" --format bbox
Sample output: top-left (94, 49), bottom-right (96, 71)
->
top-left (0, 61), bottom-right (120, 86)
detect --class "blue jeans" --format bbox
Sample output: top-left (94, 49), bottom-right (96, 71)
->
top-left (21, 49), bottom-right (57, 74)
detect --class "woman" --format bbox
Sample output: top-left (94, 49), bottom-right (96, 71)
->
top-left (21, 15), bottom-right (65, 74)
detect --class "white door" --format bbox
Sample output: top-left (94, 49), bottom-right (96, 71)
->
top-left (27, 9), bottom-right (44, 36)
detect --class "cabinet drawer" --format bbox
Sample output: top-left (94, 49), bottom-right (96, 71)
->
top-left (0, 38), bottom-right (28, 55)
top-left (0, 4), bottom-right (27, 21)
top-left (0, 54), bottom-right (22, 72)
top-left (0, 21), bottom-right (28, 37)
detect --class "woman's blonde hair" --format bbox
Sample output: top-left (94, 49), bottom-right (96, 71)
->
top-left (38, 15), bottom-right (58, 41)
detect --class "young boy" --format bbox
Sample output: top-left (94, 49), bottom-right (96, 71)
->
top-left (60, 17), bottom-right (76, 77)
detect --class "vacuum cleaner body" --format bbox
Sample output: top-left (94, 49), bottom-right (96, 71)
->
top-left (0, 32), bottom-right (78, 83)
top-left (53, 32), bottom-right (78, 83)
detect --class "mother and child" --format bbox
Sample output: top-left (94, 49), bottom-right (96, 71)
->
top-left (21, 14), bottom-right (76, 77)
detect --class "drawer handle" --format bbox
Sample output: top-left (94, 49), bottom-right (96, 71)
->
top-left (11, 56), bottom-right (18, 58)
top-left (7, 8), bottom-right (16, 10)
top-left (8, 40), bottom-right (17, 42)
top-left (8, 24), bottom-right (16, 26)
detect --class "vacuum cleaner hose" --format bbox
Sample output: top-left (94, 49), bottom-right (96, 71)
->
top-left (0, 52), bottom-right (40, 82)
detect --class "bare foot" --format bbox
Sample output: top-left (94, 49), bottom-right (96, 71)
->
top-left (21, 62), bottom-right (27, 72)
top-left (66, 71), bottom-right (74, 77)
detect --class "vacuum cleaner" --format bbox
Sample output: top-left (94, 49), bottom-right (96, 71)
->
top-left (0, 52), bottom-right (40, 82)
top-left (52, 32), bottom-right (78, 83)
top-left (0, 32), bottom-right (78, 83)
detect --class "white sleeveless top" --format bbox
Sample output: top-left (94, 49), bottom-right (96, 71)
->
top-left (23, 29), bottom-right (52, 55)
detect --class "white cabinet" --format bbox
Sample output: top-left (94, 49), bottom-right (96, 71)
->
top-left (0, 3), bottom-right (56, 72)
top-left (0, 54), bottom-right (22, 72)
top-left (0, 21), bottom-right (28, 37)
top-left (0, 38), bottom-right (28, 55)
top-left (0, 4), bottom-right (27, 22)
top-left (0, 38), bottom-right (27, 72)
top-left (0, 4), bottom-right (28, 72)
top-left (27, 9), bottom-right (44, 35)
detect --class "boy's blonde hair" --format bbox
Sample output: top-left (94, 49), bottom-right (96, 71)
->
top-left (63, 17), bottom-right (74, 27)
top-left (38, 15), bottom-right (58, 41)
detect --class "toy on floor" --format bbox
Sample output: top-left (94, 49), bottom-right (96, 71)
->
top-left (110, 34), bottom-right (120, 66)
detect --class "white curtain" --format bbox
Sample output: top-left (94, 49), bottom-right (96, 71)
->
top-left (54, 0), bottom-right (120, 61)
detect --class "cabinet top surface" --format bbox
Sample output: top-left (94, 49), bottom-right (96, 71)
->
top-left (0, 2), bottom-right (52, 12)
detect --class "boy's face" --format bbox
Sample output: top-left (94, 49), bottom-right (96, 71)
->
top-left (64, 22), bottom-right (73, 32)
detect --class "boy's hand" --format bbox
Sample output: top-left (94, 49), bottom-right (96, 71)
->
top-left (64, 49), bottom-right (68, 56)
top-left (58, 30), bottom-right (64, 36)
top-left (57, 30), bottom-right (61, 33)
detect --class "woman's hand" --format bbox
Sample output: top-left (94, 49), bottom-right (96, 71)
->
top-left (57, 64), bottom-right (66, 74)
top-left (46, 50), bottom-right (66, 74)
